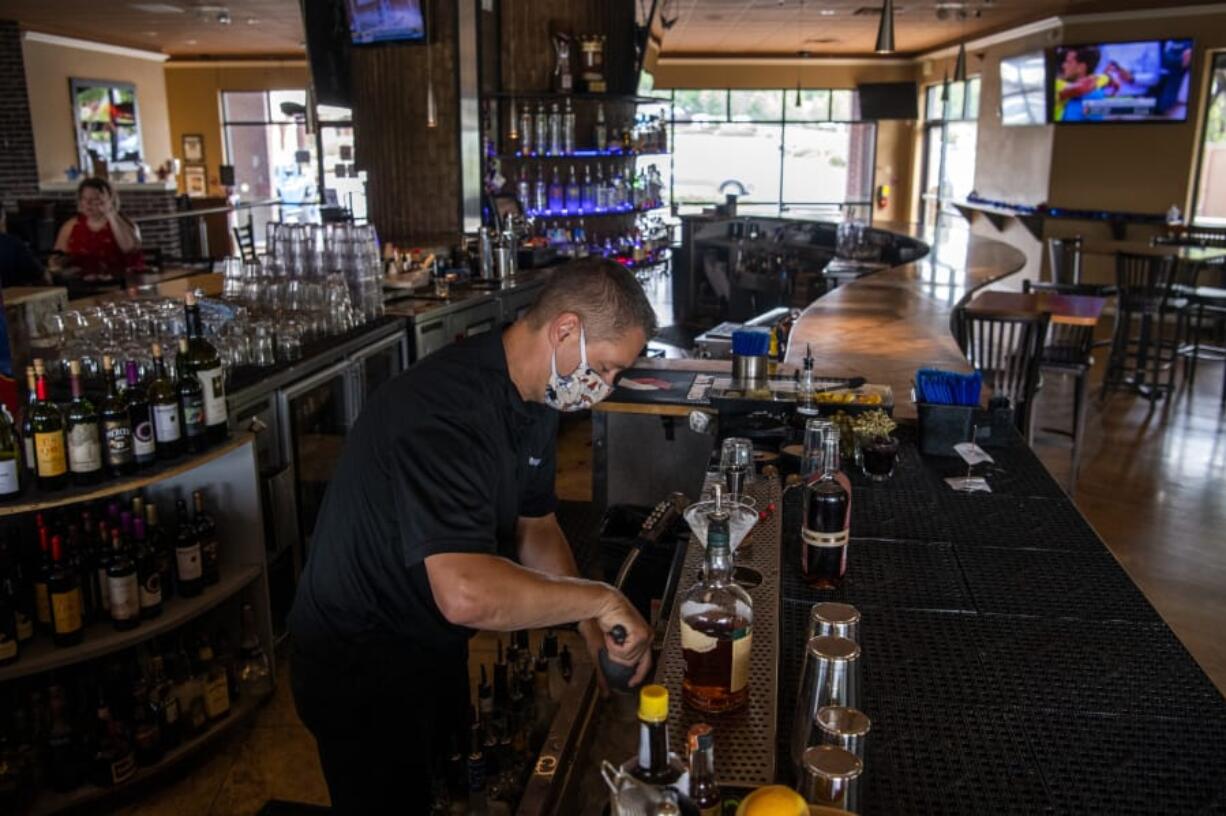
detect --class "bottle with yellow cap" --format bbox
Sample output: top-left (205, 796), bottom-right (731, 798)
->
top-left (626, 684), bottom-right (688, 792)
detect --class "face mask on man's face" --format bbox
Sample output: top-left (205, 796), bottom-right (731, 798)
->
top-left (542, 325), bottom-right (614, 412)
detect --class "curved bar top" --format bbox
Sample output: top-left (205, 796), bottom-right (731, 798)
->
top-left (784, 226), bottom-right (1028, 419)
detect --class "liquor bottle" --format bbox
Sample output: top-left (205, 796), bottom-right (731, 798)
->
top-left (0, 563), bottom-right (18, 666)
top-left (547, 166), bottom-right (565, 214)
top-left (145, 503), bottom-right (175, 600)
top-left (67, 522), bottom-right (97, 624)
top-left (150, 654), bottom-right (182, 750)
top-left (565, 166), bottom-right (582, 216)
top-left (581, 165), bottom-right (596, 213)
top-left (594, 104), bottom-right (608, 151)
top-left (516, 166), bottom-right (531, 210)
top-left (562, 98), bottom-right (576, 155)
top-left (192, 490), bottom-right (220, 586)
top-left (19, 366), bottom-right (38, 480)
top-left (181, 292), bottom-right (228, 445)
top-left (198, 636), bottom-right (231, 721)
top-left (176, 639), bottom-right (208, 737)
top-left (532, 164), bottom-right (548, 215)
top-left (802, 432), bottom-right (851, 588)
top-left (92, 687), bottom-right (136, 787)
top-left (130, 674), bottom-right (162, 766)
top-left (99, 355), bottom-right (135, 477)
top-left (236, 602), bottom-right (273, 698)
top-left (176, 338), bottom-right (207, 453)
top-left (680, 487), bottom-right (753, 713)
top-left (48, 534), bottom-right (84, 647)
top-left (627, 685), bottom-right (686, 788)
top-left (547, 102), bottom-right (562, 157)
top-left (65, 360), bottom-right (103, 486)
top-left (148, 343), bottom-right (182, 460)
top-left (533, 104), bottom-right (548, 161)
top-left (105, 528), bottom-right (139, 631)
top-left (173, 498), bottom-right (203, 598)
top-left (687, 724), bottom-right (721, 816)
top-left (519, 104), bottom-right (534, 156)
top-left (133, 518), bottom-right (162, 619)
top-left (46, 684), bottom-right (79, 792)
top-left (796, 345), bottom-right (819, 419)
top-left (94, 521), bottom-right (113, 617)
top-left (125, 361), bottom-right (157, 469)
top-left (30, 359), bottom-right (68, 492)
top-left (0, 404), bottom-right (22, 499)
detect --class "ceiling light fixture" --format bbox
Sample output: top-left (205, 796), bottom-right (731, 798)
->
top-left (954, 41), bottom-right (967, 82)
top-left (425, 12), bottom-right (437, 128)
top-left (874, 0), bottom-right (895, 54)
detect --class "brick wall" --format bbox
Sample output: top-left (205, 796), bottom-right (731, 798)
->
top-left (0, 20), bottom-right (39, 208)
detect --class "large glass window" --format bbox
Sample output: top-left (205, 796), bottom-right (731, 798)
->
top-left (921, 77), bottom-right (980, 227)
top-left (667, 89), bottom-right (875, 220)
top-left (1193, 53), bottom-right (1226, 226)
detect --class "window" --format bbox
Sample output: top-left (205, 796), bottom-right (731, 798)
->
top-left (1192, 53), bottom-right (1226, 226)
top-left (920, 77), bottom-right (980, 227)
top-left (71, 79), bottom-right (143, 170)
top-left (667, 89), bottom-right (876, 220)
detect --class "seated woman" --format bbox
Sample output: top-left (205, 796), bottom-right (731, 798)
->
top-left (50, 178), bottom-right (144, 282)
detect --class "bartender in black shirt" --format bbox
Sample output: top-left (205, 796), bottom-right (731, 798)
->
top-left (289, 258), bottom-right (658, 812)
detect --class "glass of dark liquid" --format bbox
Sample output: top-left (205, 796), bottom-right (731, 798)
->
top-left (860, 436), bottom-right (899, 482)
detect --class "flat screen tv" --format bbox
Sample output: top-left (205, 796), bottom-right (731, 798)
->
top-left (858, 82), bottom-right (919, 120)
top-left (1052, 38), bottom-right (1193, 122)
top-left (1000, 51), bottom-right (1047, 126)
top-left (345, 0), bottom-right (425, 45)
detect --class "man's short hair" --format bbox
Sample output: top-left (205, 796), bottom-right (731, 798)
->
top-left (1072, 47), bottom-right (1100, 74)
top-left (525, 257), bottom-right (658, 341)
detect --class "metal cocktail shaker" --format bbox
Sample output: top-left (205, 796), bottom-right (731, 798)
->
top-left (790, 635), bottom-right (861, 770)
top-left (798, 745), bottom-right (862, 812)
top-left (807, 602), bottom-right (861, 643)
top-left (477, 227), bottom-right (495, 281)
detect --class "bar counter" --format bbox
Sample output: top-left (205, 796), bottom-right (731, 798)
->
top-left (523, 225), bottom-right (1226, 815)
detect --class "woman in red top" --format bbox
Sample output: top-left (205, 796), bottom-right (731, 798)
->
top-left (51, 178), bottom-right (144, 279)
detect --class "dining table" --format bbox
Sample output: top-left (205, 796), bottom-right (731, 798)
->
top-left (964, 290), bottom-right (1107, 326)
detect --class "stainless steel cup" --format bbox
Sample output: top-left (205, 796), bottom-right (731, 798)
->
top-left (790, 635), bottom-right (861, 770)
top-left (732, 352), bottom-right (767, 387)
top-left (807, 602), bottom-right (862, 643)
top-left (798, 745), bottom-right (862, 812)
top-left (816, 705), bottom-right (871, 760)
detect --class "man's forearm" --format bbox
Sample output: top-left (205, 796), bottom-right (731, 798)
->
top-left (517, 514), bottom-right (580, 578)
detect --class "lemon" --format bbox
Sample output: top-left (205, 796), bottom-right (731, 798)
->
top-left (736, 785), bottom-right (808, 816)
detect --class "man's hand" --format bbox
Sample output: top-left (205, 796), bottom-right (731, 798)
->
top-left (592, 590), bottom-right (653, 690)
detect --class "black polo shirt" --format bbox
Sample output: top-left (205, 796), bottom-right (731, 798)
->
top-left (288, 329), bottom-right (559, 656)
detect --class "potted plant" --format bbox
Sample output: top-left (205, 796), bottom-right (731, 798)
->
top-left (853, 409), bottom-right (899, 482)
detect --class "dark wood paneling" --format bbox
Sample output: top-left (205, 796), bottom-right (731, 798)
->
top-left (499, 0), bottom-right (635, 94)
top-left (350, 0), bottom-right (460, 241)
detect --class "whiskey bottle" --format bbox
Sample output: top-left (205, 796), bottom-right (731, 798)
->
top-left (105, 528), bottom-right (139, 631)
top-left (802, 433), bottom-right (851, 588)
top-left (198, 636), bottom-right (231, 721)
top-left (687, 723), bottom-right (721, 816)
top-left (30, 359), bottom-right (68, 492)
top-left (48, 534), bottom-right (84, 647)
top-left (681, 487), bottom-right (753, 714)
top-left (627, 684), bottom-right (687, 789)
top-left (65, 360), bottom-right (103, 486)
top-left (192, 490), bottom-right (220, 586)
top-left (99, 354), bottom-right (135, 477)
top-left (177, 338), bottom-right (207, 453)
top-left (125, 361), bottom-right (157, 469)
top-left (180, 294), bottom-right (228, 446)
top-left (173, 499), bottom-right (203, 598)
top-left (148, 343), bottom-right (182, 460)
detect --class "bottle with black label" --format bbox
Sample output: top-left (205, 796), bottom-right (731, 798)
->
top-left (148, 343), bottom-right (182, 460)
top-left (181, 292), bottom-right (228, 445)
top-left (0, 403), bottom-right (23, 499)
top-left (65, 360), bottom-right (103, 486)
top-left (99, 354), bottom-right (135, 477)
top-left (48, 534), bottom-right (84, 647)
top-left (173, 498), bottom-right (203, 598)
top-left (193, 489), bottom-right (220, 586)
top-left (176, 337), bottom-right (207, 453)
top-left (133, 517), bottom-right (163, 619)
top-left (31, 359), bottom-right (68, 492)
top-left (105, 528), bottom-right (139, 631)
top-left (125, 361), bottom-right (157, 469)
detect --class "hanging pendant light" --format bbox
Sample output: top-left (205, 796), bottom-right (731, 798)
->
top-left (954, 43), bottom-right (967, 83)
top-left (940, 70), bottom-right (950, 103)
top-left (425, 12), bottom-right (437, 128)
top-left (874, 0), bottom-right (895, 54)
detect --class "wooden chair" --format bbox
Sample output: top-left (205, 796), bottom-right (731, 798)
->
top-left (954, 309), bottom-right (1051, 443)
top-left (232, 217), bottom-right (257, 263)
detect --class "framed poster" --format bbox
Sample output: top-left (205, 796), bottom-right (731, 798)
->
top-left (182, 133), bottom-right (205, 162)
top-left (184, 165), bottom-right (207, 197)
top-left (70, 78), bottom-right (143, 171)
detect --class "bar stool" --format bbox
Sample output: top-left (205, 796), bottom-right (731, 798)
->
top-left (1035, 319), bottom-right (1096, 488)
top-left (1025, 236), bottom-right (1116, 349)
top-left (954, 309), bottom-right (1051, 443)
top-left (1100, 252), bottom-right (1187, 401)
top-left (1172, 261), bottom-right (1226, 389)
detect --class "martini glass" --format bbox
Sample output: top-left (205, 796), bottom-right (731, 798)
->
top-left (685, 497), bottom-right (759, 556)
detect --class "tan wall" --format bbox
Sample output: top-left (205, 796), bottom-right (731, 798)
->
top-left (164, 62), bottom-right (309, 197)
top-left (651, 59), bottom-right (918, 89)
top-left (22, 37), bottom-right (173, 183)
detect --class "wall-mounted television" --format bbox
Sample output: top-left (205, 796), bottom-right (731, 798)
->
top-left (1000, 51), bottom-right (1047, 126)
top-left (1052, 38), bottom-right (1193, 123)
top-left (857, 82), bottom-right (919, 120)
top-left (345, 0), bottom-right (425, 45)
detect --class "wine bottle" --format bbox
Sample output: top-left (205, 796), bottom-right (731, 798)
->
top-left (99, 355), bottom-right (135, 477)
top-left (181, 292), bottom-right (228, 445)
top-left (802, 433), bottom-right (851, 589)
top-left (19, 366), bottom-right (37, 480)
top-left (94, 520), bottom-right (113, 617)
top-left (145, 503), bottom-right (175, 601)
top-left (176, 338), bottom-right (207, 453)
top-left (48, 534), bottom-right (84, 647)
top-left (148, 344), bottom-right (182, 460)
top-left (193, 489), bottom-right (220, 586)
top-left (66, 522), bottom-right (97, 625)
top-left (0, 563), bottom-right (18, 666)
top-left (31, 359), bottom-right (68, 491)
top-left (133, 517), bottom-right (163, 619)
top-left (125, 361), bottom-right (157, 469)
top-left (150, 654), bottom-right (182, 750)
top-left (0, 403), bottom-right (23, 499)
top-left (105, 528), bottom-right (139, 631)
top-left (32, 524), bottom-right (52, 634)
top-left (65, 360), bottom-right (103, 486)
top-left (173, 498), bottom-right (203, 598)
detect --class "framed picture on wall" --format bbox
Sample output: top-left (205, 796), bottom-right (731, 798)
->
top-left (182, 134), bottom-right (205, 163)
top-left (184, 165), bottom-right (207, 197)
top-left (71, 78), bottom-right (144, 171)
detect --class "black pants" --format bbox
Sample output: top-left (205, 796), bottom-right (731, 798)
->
top-left (291, 636), bottom-right (470, 814)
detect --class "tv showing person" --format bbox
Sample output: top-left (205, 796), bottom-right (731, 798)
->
top-left (1054, 39), bottom-right (1194, 123)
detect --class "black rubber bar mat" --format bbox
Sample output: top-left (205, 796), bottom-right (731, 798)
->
top-left (935, 493), bottom-right (1106, 552)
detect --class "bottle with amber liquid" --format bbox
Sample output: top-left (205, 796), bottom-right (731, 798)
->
top-left (680, 486), bottom-right (753, 714)
top-left (687, 724), bottom-right (721, 816)
top-left (802, 432), bottom-right (851, 588)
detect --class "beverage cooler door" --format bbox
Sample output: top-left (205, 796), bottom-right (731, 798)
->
top-left (276, 360), bottom-right (355, 576)
top-left (351, 330), bottom-right (408, 407)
